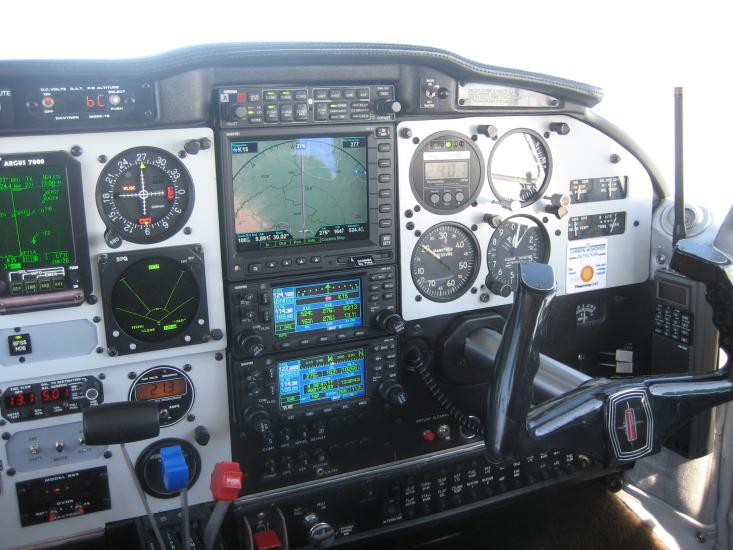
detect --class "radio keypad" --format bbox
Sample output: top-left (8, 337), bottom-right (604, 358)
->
top-left (655, 303), bottom-right (694, 345)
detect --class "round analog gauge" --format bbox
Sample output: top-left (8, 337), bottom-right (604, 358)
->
top-left (487, 129), bottom-right (551, 206)
top-left (111, 257), bottom-right (201, 342)
top-left (129, 366), bottom-right (194, 427)
top-left (486, 215), bottom-right (550, 295)
top-left (411, 222), bottom-right (480, 302)
top-left (96, 147), bottom-right (194, 244)
top-left (409, 131), bottom-right (484, 214)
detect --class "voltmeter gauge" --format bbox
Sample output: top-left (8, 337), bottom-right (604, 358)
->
top-left (411, 222), bottom-right (479, 302)
top-left (487, 129), bottom-right (551, 206)
top-left (96, 147), bottom-right (194, 244)
top-left (486, 215), bottom-right (550, 295)
top-left (575, 302), bottom-right (606, 327)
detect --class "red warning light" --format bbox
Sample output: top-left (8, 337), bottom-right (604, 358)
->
top-left (237, 92), bottom-right (247, 103)
top-left (138, 217), bottom-right (152, 225)
top-left (167, 186), bottom-right (175, 200)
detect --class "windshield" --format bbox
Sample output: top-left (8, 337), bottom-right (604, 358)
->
top-left (3, 2), bottom-right (730, 219)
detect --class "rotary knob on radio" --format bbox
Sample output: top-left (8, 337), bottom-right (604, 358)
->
top-left (236, 331), bottom-right (265, 357)
top-left (242, 405), bottom-right (272, 435)
top-left (375, 310), bottom-right (406, 335)
top-left (375, 99), bottom-right (402, 115)
top-left (378, 380), bottom-right (408, 406)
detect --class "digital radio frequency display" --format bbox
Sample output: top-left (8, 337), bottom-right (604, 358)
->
top-left (273, 279), bottom-right (362, 339)
top-left (230, 136), bottom-right (369, 251)
top-left (0, 164), bottom-right (75, 272)
top-left (278, 348), bottom-right (366, 410)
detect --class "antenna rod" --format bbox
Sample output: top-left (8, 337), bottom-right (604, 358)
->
top-left (673, 86), bottom-right (686, 246)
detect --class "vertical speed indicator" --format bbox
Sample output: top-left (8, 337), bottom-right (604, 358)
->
top-left (410, 222), bottom-right (479, 302)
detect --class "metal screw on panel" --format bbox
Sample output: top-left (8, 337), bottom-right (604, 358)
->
top-left (183, 227), bottom-right (192, 235)
top-left (406, 222), bottom-right (414, 230)
top-left (98, 155), bottom-right (108, 163)
top-left (555, 230), bottom-right (562, 236)
top-left (87, 294), bottom-right (98, 305)
top-left (412, 137), bottom-right (420, 144)
top-left (178, 151), bottom-right (187, 159)
top-left (415, 296), bottom-right (422, 302)
top-left (128, 372), bottom-right (137, 380)
top-left (414, 206), bottom-right (421, 212)
top-left (7, 468), bottom-right (16, 476)
top-left (610, 154), bottom-right (621, 164)
top-left (656, 253), bottom-right (667, 264)
top-left (211, 329), bottom-right (223, 341)
top-left (215, 352), bottom-right (223, 361)
top-left (696, 532), bottom-right (706, 544)
top-left (93, 316), bottom-right (101, 323)
top-left (103, 451), bottom-right (112, 459)
top-left (98, 373), bottom-right (106, 380)
top-left (2, 432), bottom-right (10, 440)
top-left (70, 145), bottom-right (83, 157)
top-left (187, 414), bottom-right (196, 422)
top-left (98, 254), bottom-right (109, 264)
top-left (405, 210), bottom-right (413, 218)
top-left (480, 294), bottom-right (490, 303)
top-left (96, 347), bottom-right (104, 354)
top-left (183, 364), bottom-right (192, 372)
top-left (414, 230), bottom-right (421, 237)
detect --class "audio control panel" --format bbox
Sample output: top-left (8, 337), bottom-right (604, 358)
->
top-left (218, 85), bottom-right (398, 128)
top-left (229, 266), bottom-right (401, 357)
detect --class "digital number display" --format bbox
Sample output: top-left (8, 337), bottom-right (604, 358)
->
top-left (134, 378), bottom-right (187, 401)
top-left (41, 386), bottom-right (72, 403)
top-left (0, 165), bottom-right (75, 272)
top-left (4, 391), bottom-right (36, 409)
top-left (273, 279), bottom-right (362, 338)
top-left (230, 136), bottom-right (369, 251)
top-left (278, 348), bottom-right (366, 410)
top-left (424, 161), bottom-right (469, 181)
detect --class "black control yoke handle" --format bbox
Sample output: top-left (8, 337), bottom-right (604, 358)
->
top-left (484, 240), bottom-right (733, 466)
top-left (484, 262), bottom-right (556, 461)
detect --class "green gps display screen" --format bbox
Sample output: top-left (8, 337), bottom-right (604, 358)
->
top-left (0, 165), bottom-right (75, 272)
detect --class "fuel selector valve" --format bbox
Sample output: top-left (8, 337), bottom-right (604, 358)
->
top-left (378, 379), bottom-right (408, 406)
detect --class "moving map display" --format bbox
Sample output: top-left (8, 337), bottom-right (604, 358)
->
top-left (230, 136), bottom-right (369, 251)
top-left (0, 164), bottom-right (75, 273)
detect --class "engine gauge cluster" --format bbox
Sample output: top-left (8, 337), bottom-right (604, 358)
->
top-left (397, 116), bottom-right (654, 321)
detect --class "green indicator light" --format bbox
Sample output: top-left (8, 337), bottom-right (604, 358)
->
top-left (163, 323), bottom-right (178, 331)
top-left (147, 263), bottom-right (160, 271)
top-left (14, 335), bottom-right (23, 341)
top-left (8, 263), bottom-right (22, 270)
top-left (445, 141), bottom-right (453, 148)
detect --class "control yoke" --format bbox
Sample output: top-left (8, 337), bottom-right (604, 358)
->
top-left (483, 239), bottom-right (733, 465)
